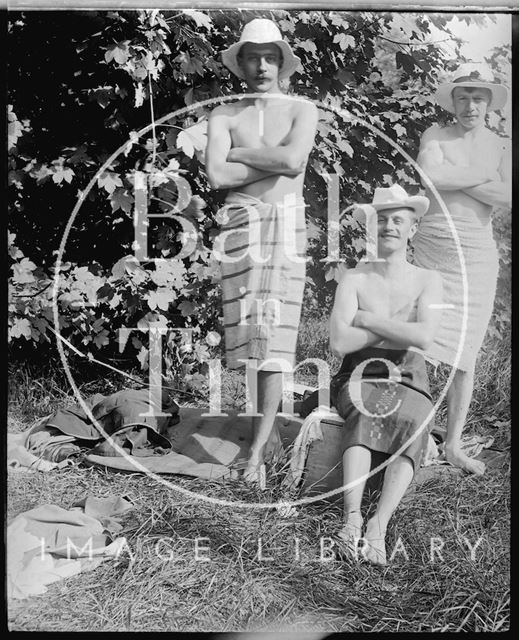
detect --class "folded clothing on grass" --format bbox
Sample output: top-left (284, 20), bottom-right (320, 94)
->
top-left (7, 495), bottom-right (133, 600)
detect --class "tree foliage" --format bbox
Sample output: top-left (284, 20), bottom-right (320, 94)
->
top-left (7, 9), bottom-right (511, 381)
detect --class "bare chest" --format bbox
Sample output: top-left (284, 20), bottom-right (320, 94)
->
top-left (357, 276), bottom-right (421, 318)
top-left (229, 104), bottom-right (295, 149)
top-left (440, 132), bottom-right (502, 170)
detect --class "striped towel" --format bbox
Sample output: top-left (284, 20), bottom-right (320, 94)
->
top-left (215, 191), bottom-right (307, 370)
top-left (412, 210), bottom-right (499, 371)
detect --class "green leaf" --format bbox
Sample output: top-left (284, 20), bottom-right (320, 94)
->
top-left (394, 123), bottom-right (407, 138)
top-left (298, 39), bottom-right (317, 56)
top-left (176, 120), bottom-right (207, 158)
top-left (10, 317), bottom-right (32, 340)
top-left (146, 287), bottom-right (176, 311)
top-left (178, 300), bottom-right (196, 317)
top-left (98, 172), bottom-right (123, 194)
top-left (12, 258), bottom-right (37, 284)
top-left (110, 187), bottom-right (134, 213)
top-left (8, 115), bottom-right (23, 150)
top-left (183, 10), bottom-right (212, 31)
top-left (93, 328), bottom-right (110, 348)
top-left (105, 41), bottom-right (130, 65)
top-left (333, 33), bottom-right (355, 51)
top-left (52, 166), bottom-right (75, 185)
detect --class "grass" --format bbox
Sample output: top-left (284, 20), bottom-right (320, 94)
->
top-left (7, 319), bottom-right (510, 632)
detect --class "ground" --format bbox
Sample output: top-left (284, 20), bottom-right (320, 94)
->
top-left (7, 318), bottom-right (510, 632)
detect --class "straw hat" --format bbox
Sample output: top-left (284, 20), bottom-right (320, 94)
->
top-left (353, 185), bottom-right (429, 220)
top-left (221, 18), bottom-right (301, 80)
top-left (435, 63), bottom-right (508, 113)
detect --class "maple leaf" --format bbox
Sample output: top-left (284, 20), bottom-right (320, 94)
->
top-left (105, 41), bottom-right (130, 65)
top-left (12, 258), bottom-right (37, 284)
top-left (9, 317), bottom-right (32, 340)
top-left (183, 10), bottom-right (212, 31)
top-left (150, 259), bottom-right (186, 289)
top-left (93, 328), bottom-right (110, 348)
top-left (98, 172), bottom-right (123, 194)
top-left (333, 33), bottom-right (355, 51)
top-left (298, 39), bottom-right (317, 55)
top-left (52, 166), bottom-right (75, 185)
top-left (176, 120), bottom-right (207, 159)
top-left (394, 123), bottom-right (407, 138)
top-left (31, 164), bottom-right (53, 183)
top-left (385, 111), bottom-right (401, 123)
top-left (110, 187), bottom-right (134, 213)
top-left (178, 300), bottom-right (196, 317)
top-left (146, 288), bottom-right (176, 311)
top-left (8, 116), bottom-right (23, 150)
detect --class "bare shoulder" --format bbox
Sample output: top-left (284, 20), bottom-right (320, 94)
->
top-left (208, 102), bottom-right (238, 120)
top-left (336, 265), bottom-right (366, 289)
top-left (421, 124), bottom-right (446, 143)
top-left (412, 264), bottom-right (442, 288)
top-left (291, 97), bottom-right (318, 119)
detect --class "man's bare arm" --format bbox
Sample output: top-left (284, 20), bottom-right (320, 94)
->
top-left (329, 272), bottom-right (382, 358)
top-left (462, 140), bottom-right (511, 208)
top-left (353, 271), bottom-right (443, 351)
top-left (418, 126), bottom-right (493, 191)
top-left (205, 109), bottom-right (275, 190)
top-left (227, 101), bottom-right (318, 173)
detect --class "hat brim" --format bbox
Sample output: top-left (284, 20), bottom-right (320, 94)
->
top-left (352, 196), bottom-right (429, 221)
top-left (435, 81), bottom-right (508, 113)
top-left (221, 40), bottom-right (301, 80)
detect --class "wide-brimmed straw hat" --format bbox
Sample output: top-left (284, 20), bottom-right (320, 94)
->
top-left (352, 184), bottom-right (429, 220)
top-left (221, 18), bottom-right (301, 80)
top-left (435, 63), bottom-right (508, 113)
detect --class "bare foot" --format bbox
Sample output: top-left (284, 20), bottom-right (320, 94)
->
top-left (336, 511), bottom-right (363, 559)
top-left (445, 445), bottom-right (485, 475)
top-left (362, 518), bottom-right (387, 566)
top-left (243, 459), bottom-right (266, 490)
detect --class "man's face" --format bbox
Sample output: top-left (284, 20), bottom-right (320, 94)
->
top-left (377, 207), bottom-right (417, 253)
top-left (238, 43), bottom-right (282, 92)
top-left (451, 86), bottom-right (491, 130)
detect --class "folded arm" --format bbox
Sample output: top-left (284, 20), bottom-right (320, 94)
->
top-left (418, 126), bottom-right (492, 191)
top-left (227, 101), bottom-right (318, 174)
top-left (462, 140), bottom-right (511, 208)
top-left (353, 271), bottom-right (443, 351)
top-left (329, 273), bottom-right (382, 358)
top-left (205, 108), bottom-right (275, 190)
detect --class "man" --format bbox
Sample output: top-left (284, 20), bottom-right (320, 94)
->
top-left (412, 64), bottom-right (511, 475)
top-left (329, 184), bottom-right (443, 565)
top-left (205, 18), bottom-right (318, 482)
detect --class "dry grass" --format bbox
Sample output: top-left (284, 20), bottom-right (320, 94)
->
top-left (7, 321), bottom-right (510, 632)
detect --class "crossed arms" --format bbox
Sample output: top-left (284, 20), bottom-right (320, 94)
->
top-left (205, 100), bottom-right (318, 190)
top-left (417, 126), bottom-right (511, 208)
top-left (329, 271), bottom-right (444, 358)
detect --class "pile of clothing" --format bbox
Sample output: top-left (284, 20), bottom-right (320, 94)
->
top-left (8, 388), bottom-right (179, 470)
top-left (7, 495), bottom-right (133, 599)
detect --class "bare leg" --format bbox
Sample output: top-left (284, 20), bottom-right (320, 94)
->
top-left (337, 445), bottom-right (371, 557)
top-left (243, 369), bottom-right (283, 482)
top-left (444, 367), bottom-right (485, 475)
top-left (364, 455), bottom-right (414, 566)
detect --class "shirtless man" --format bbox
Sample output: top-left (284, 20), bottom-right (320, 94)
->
top-left (329, 184), bottom-right (443, 565)
top-left (205, 18), bottom-right (318, 482)
top-left (412, 64), bottom-right (511, 475)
